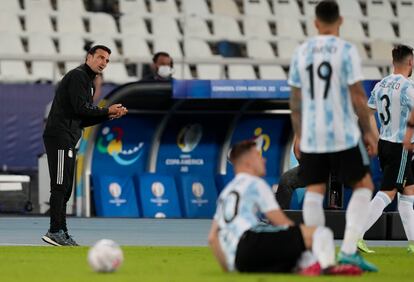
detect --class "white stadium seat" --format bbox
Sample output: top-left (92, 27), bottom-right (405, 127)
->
top-left (122, 37), bottom-right (152, 58)
top-left (88, 13), bottom-right (118, 36)
top-left (273, 0), bottom-right (301, 18)
top-left (399, 19), bottom-right (414, 40)
top-left (183, 39), bottom-right (214, 58)
top-left (211, 0), bottom-right (240, 17)
top-left (24, 0), bottom-right (53, 12)
top-left (276, 18), bottom-right (305, 40)
top-left (197, 64), bottom-right (223, 79)
top-left (56, 0), bottom-right (86, 14)
top-left (213, 16), bottom-right (243, 41)
top-left (149, 0), bottom-right (179, 15)
top-left (119, 14), bottom-right (149, 37)
top-left (368, 19), bottom-right (397, 41)
top-left (0, 13), bottom-right (23, 33)
top-left (173, 64), bottom-right (193, 79)
top-left (118, 0), bottom-right (149, 15)
top-left (103, 62), bottom-right (136, 84)
top-left (362, 67), bottom-right (383, 80)
top-left (246, 40), bottom-right (275, 59)
top-left (56, 13), bottom-right (86, 34)
top-left (27, 33), bottom-right (58, 81)
top-left (0, 33), bottom-right (32, 82)
top-left (228, 64), bottom-right (257, 79)
top-left (244, 17), bottom-right (274, 40)
top-left (366, 0), bottom-right (394, 19)
top-left (243, 0), bottom-right (272, 17)
top-left (3, 0), bottom-right (22, 12)
top-left (25, 12), bottom-right (54, 34)
top-left (152, 17), bottom-right (182, 38)
top-left (182, 0), bottom-right (210, 16)
top-left (153, 38), bottom-right (183, 59)
top-left (396, 0), bottom-right (414, 19)
top-left (181, 17), bottom-right (211, 39)
top-left (259, 65), bottom-right (286, 79)
top-left (370, 40), bottom-right (394, 61)
top-left (277, 39), bottom-right (300, 60)
top-left (340, 19), bottom-right (366, 42)
top-left (88, 35), bottom-right (120, 57)
top-left (337, 0), bottom-right (364, 19)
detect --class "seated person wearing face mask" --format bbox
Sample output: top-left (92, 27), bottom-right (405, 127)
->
top-left (140, 52), bottom-right (174, 82)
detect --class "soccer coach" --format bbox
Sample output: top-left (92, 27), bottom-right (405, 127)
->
top-left (42, 45), bottom-right (127, 246)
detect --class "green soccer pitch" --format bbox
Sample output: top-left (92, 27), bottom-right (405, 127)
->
top-left (0, 246), bottom-right (412, 282)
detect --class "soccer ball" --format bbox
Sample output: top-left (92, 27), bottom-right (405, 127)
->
top-left (87, 239), bottom-right (124, 273)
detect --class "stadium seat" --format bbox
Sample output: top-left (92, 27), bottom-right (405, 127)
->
top-left (305, 19), bottom-right (317, 37)
top-left (25, 12), bottom-right (54, 34)
top-left (56, 0), bottom-right (86, 14)
top-left (213, 16), bottom-right (244, 41)
top-left (370, 40), bottom-right (394, 61)
top-left (176, 174), bottom-right (217, 218)
top-left (2, 0), bottom-right (22, 12)
top-left (27, 33), bottom-right (58, 81)
top-left (183, 39), bottom-right (214, 58)
top-left (149, 0), bottom-right (179, 15)
top-left (92, 174), bottom-right (140, 217)
top-left (135, 174), bottom-right (182, 218)
top-left (118, 0), bottom-right (149, 15)
top-left (103, 62), bottom-right (136, 84)
top-left (243, 17), bottom-right (275, 40)
top-left (362, 66), bottom-right (383, 80)
top-left (24, 0), bottom-right (53, 12)
top-left (350, 41), bottom-right (369, 60)
top-left (337, 0), bottom-right (364, 19)
top-left (172, 64), bottom-right (193, 79)
top-left (228, 64), bottom-right (257, 79)
top-left (181, 17), bottom-right (211, 39)
top-left (58, 34), bottom-right (86, 57)
top-left (246, 40), bottom-right (275, 59)
top-left (398, 19), bottom-right (414, 41)
top-left (0, 13), bottom-right (23, 33)
top-left (368, 19), bottom-right (397, 41)
top-left (152, 17), bottom-right (182, 38)
top-left (88, 12), bottom-right (118, 36)
top-left (277, 39), bottom-right (300, 60)
top-left (153, 38), bottom-right (183, 58)
top-left (340, 19), bottom-right (366, 42)
top-left (211, 0), bottom-right (240, 17)
top-left (243, 0), bottom-right (272, 17)
top-left (0, 33), bottom-right (32, 82)
top-left (259, 65), bottom-right (286, 79)
top-left (182, 0), bottom-right (210, 16)
top-left (196, 64), bottom-right (223, 79)
top-left (122, 37), bottom-right (152, 58)
top-left (396, 0), bottom-right (414, 19)
top-left (119, 14), bottom-right (149, 37)
top-left (276, 18), bottom-right (305, 40)
top-left (302, 0), bottom-right (319, 16)
top-left (88, 35), bottom-right (120, 57)
top-left (272, 0), bottom-right (302, 18)
top-left (366, 0), bottom-right (395, 19)
top-left (56, 13), bottom-right (86, 35)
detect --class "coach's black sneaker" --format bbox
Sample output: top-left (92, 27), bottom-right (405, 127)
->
top-left (65, 232), bottom-right (79, 246)
top-left (42, 230), bottom-right (72, 246)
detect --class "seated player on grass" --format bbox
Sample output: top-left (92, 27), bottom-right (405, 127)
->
top-left (208, 140), bottom-right (363, 275)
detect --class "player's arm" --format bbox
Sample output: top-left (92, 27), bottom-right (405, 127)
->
top-left (349, 82), bottom-right (378, 155)
top-left (266, 209), bottom-right (294, 226)
top-left (404, 111), bottom-right (414, 150)
top-left (207, 220), bottom-right (228, 272)
top-left (289, 86), bottom-right (302, 140)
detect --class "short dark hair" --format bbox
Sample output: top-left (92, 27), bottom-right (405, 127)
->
top-left (87, 45), bottom-right (112, 55)
top-left (392, 45), bottom-right (413, 64)
top-left (229, 140), bottom-right (257, 164)
top-left (152, 52), bottom-right (173, 67)
top-left (315, 0), bottom-right (340, 24)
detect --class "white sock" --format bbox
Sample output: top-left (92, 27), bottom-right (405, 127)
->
top-left (312, 226), bottom-right (335, 269)
top-left (398, 195), bottom-right (414, 241)
top-left (341, 188), bottom-right (372, 254)
top-left (303, 191), bottom-right (325, 226)
top-left (362, 191), bottom-right (392, 236)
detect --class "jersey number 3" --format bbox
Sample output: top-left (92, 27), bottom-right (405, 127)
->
top-left (380, 95), bottom-right (391, 125)
top-left (306, 61), bottom-right (332, 99)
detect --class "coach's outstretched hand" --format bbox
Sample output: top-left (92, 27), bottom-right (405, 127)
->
top-left (108, 103), bottom-right (128, 119)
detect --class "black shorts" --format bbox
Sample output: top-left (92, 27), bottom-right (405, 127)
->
top-left (378, 139), bottom-right (414, 192)
top-left (235, 225), bottom-right (305, 273)
top-left (299, 141), bottom-right (370, 187)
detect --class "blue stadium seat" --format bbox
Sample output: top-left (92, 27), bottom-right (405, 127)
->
top-left (176, 174), bottom-right (217, 218)
top-left (135, 174), bottom-right (182, 218)
top-left (92, 174), bottom-right (140, 217)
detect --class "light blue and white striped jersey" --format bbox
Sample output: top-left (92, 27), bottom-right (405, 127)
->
top-left (368, 74), bottom-right (414, 143)
top-left (213, 173), bottom-right (279, 271)
top-left (288, 35), bottom-right (363, 153)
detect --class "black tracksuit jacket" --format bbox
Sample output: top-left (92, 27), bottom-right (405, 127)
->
top-left (43, 64), bottom-right (109, 144)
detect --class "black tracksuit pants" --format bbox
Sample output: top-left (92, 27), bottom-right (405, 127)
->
top-left (43, 135), bottom-right (76, 233)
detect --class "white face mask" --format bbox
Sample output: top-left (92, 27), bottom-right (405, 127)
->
top-left (157, 65), bottom-right (173, 78)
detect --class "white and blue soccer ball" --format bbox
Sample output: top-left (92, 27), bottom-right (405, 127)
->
top-left (87, 239), bottom-right (124, 273)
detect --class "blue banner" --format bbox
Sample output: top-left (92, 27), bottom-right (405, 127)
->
top-left (173, 79), bottom-right (380, 99)
top-left (173, 79), bottom-right (291, 99)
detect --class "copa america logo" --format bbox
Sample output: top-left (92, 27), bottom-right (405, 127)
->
top-left (109, 182), bottom-right (122, 198)
top-left (151, 182), bottom-right (165, 198)
top-left (192, 182), bottom-right (204, 198)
